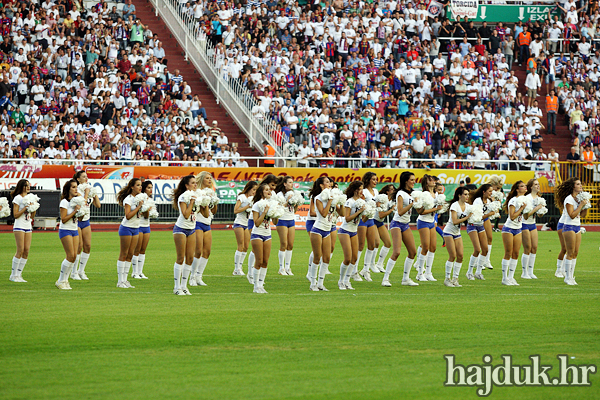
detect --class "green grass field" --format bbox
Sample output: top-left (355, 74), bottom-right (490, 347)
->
top-left (0, 229), bottom-right (599, 400)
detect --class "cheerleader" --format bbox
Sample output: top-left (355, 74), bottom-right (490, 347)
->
top-left (116, 178), bottom-right (144, 289)
top-left (442, 187), bottom-right (472, 288)
top-left (190, 171), bottom-right (218, 287)
top-left (382, 171), bottom-right (419, 287)
top-left (466, 184), bottom-right (494, 280)
top-left (434, 183), bottom-right (446, 247)
top-left (9, 180), bottom-right (34, 283)
top-left (72, 171), bottom-right (101, 281)
top-left (414, 174), bottom-right (443, 282)
top-left (357, 172), bottom-right (380, 281)
top-left (501, 181), bottom-right (528, 286)
top-left (373, 184), bottom-right (396, 272)
top-left (555, 211), bottom-right (568, 278)
top-left (233, 181), bottom-right (257, 276)
top-left (250, 183), bottom-right (279, 293)
top-left (132, 180), bottom-right (154, 279)
top-left (56, 180), bottom-right (81, 290)
top-left (484, 175), bottom-right (504, 269)
top-left (329, 181), bottom-right (342, 269)
top-left (171, 175), bottom-right (197, 295)
top-left (247, 174), bottom-right (278, 283)
top-left (308, 176), bottom-right (335, 291)
top-left (521, 179), bottom-right (544, 279)
top-left (275, 176), bottom-right (297, 276)
top-left (338, 181), bottom-right (367, 290)
top-left (554, 178), bottom-right (589, 285)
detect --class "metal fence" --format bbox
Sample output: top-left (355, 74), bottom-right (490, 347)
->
top-left (555, 161), bottom-right (600, 224)
top-left (149, 0), bottom-right (284, 165)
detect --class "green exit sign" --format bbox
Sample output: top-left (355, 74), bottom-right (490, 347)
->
top-left (447, 5), bottom-right (560, 23)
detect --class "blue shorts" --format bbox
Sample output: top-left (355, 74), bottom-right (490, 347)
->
top-left (330, 225), bottom-right (337, 232)
top-left (196, 222), bottom-right (211, 232)
top-left (59, 229), bottom-right (79, 239)
top-left (557, 222), bottom-right (564, 231)
top-left (248, 219), bottom-right (254, 230)
top-left (562, 224), bottom-right (581, 233)
top-left (374, 220), bottom-right (384, 228)
top-left (338, 228), bottom-right (357, 237)
top-left (277, 219), bottom-right (295, 228)
top-left (502, 226), bottom-right (522, 236)
top-left (118, 225), bottom-right (139, 236)
top-left (173, 225), bottom-right (195, 236)
top-left (78, 220), bottom-right (91, 229)
top-left (139, 226), bottom-right (151, 234)
top-left (417, 220), bottom-right (435, 230)
top-left (306, 219), bottom-right (315, 233)
top-left (310, 227), bottom-right (331, 238)
top-left (390, 221), bottom-right (410, 232)
top-left (233, 223), bottom-right (247, 230)
top-left (359, 218), bottom-right (375, 228)
top-left (522, 223), bottom-right (537, 231)
top-left (443, 233), bottom-right (462, 240)
top-left (467, 224), bottom-right (485, 234)
top-left (251, 233), bottom-right (271, 241)
top-left (13, 228), bottom-right (32, 233)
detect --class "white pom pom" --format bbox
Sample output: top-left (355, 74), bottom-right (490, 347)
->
top-left (523, 198), bottom-right (535, 216)
top-left (434, 193), bottom-right (447, 214)
top-left (179, 190), bottom-right (196, 204)
top-left (320, 188), bottom-right (332, 201)
top-left (331, 188), bottom-right (347, 207)
top-left (287, 191), bottom-right (305, 206)
top-left (149, 208), bottom-right (159, 219)
top-left (362, 200), bottom-right (377, 219)
top-left (266, 199), bottom-right (285, 219)
top-left (491, 190), bottom-right (505, 202)
top-left (536, 206), bottom-right (548, 216)
top-left (23, 193), bottom-right (40, 212)
top-left (421, 191), bottom-right (436, 210)
top-left (537, 197), bottom-right (547, 207)
top-left (468, 203), bottom-right (484, 224)
top-left (0, 197), bottom-right (9, 218)
top-left (411, 190), bottom-right (424, 209)
top-left (577, 192), bottom-right (592, 209)
top-left (134, 193), bottom-right (148, 206)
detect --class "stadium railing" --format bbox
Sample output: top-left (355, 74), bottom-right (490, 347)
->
top-left (149, 0), bottom-right (284, 165)
top-left (555, 161), bottom-right (600, 224)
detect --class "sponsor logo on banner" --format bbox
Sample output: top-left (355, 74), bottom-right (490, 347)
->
top-left (427, 0), bottom-right (444, 17)
top-left (0, 164), bottom-right (43, 179)
top-left (451, 0), bottom-right (478, 19)
top-left (0, 178), bottom-right (56, 190)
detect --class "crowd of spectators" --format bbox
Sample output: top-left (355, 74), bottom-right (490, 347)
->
top-left (0, 0), bottom-right (599, 173)
top-left (0, 0), bottom-right (245, 167)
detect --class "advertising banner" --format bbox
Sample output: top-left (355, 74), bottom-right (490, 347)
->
top-left (0, 178), bottom-right (56, 191)
top-left (450, 0), bottom-right (479, 19)
top-left (18, 165), bottom-right (537, 185)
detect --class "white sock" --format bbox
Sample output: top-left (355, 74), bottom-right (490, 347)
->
top-left (402, 257), bottom-right (414, 280)
top-left (278, 250), bottom-right (285, 271)
top-left (571, 259), bottom-right (577, 280)
top-left (309, 262), bottom-right (319, 285)
top-left (528, 254), bottom-right (537, 275)
top-left (234, 251), bottom-right (242, 271)
top-left (363, 249), bottom-right (374, 272)
top-left (384, 258), bottom-right (396, 280)
top-left (18, 258), bottom-right (27, 278)
top-left (556, 257), bottom-right (564, 273)
top-left (74, 254), bottom-right (81, 274)
top-left (521, 253), bottom-right (530, 276)
top-left (197, 257), bottom-right (208, 278)
top-left (318, 262), bottom-right (329, 285)
top-left (425, 251), bottom-right (435, 275)
top-left (117, 260), bottom-right (126, 283)
top-left (253, 268), bottom-right (261, 290)
top-left (239, 252), bottom-right (247, 273)
top-left (414, 246), bottom-right (422, 269)
top-left (416, 252), bottom-right (426, 274)
top-left (124, 261), bottom-right (131, 281)
top-left (445, 261), bottom-right (453, 279)
top-left (501, 259), bottom-right (509, 281)
top-left (343, 263), bottom-right (354, 284)
top-left (356, 250), bottom-right (363, 268)
top-left (453, 262), bottom-right (462, 279)
top-left (137, 254), bottom-right (146, 275)
top-left (59, 259), bottom-right (70, 282)
top-left (377, 246), bottom-right (390, 266)
top-left (11, 256), bottom-right (19, 279)
top-left (181, 264), bottom-right (191, 290)
top-left (476, 254), bottom-right (486, 275)
top-left (65, 261), bottom-right (74, 281)
top-left (191, 257), bottom-right (200, 277)
top-left (131, 255), bottom-right (138, 276)
top-left (487, 244), bottom-right (492, 265)
top-left (467, 255), bottom-right (477, 275)
top-left (308, 251), bottom-right (313, 268)
top-left (80, 252), bottom-right (90, 273)
top-left (173, 263), bottom-right (182, 290)
top-left (564, 259), bottom-right (572, 280)
top-left (339, 262), bottom-right (348, 283)
top-left (248, 252), bottom-right (255, 270)
top-left (285, 250), bottom-right (293, 270)
top-left (259, 268), bottom-right (267, 287)
top-left (508, 259), bottom-right (518, 279)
